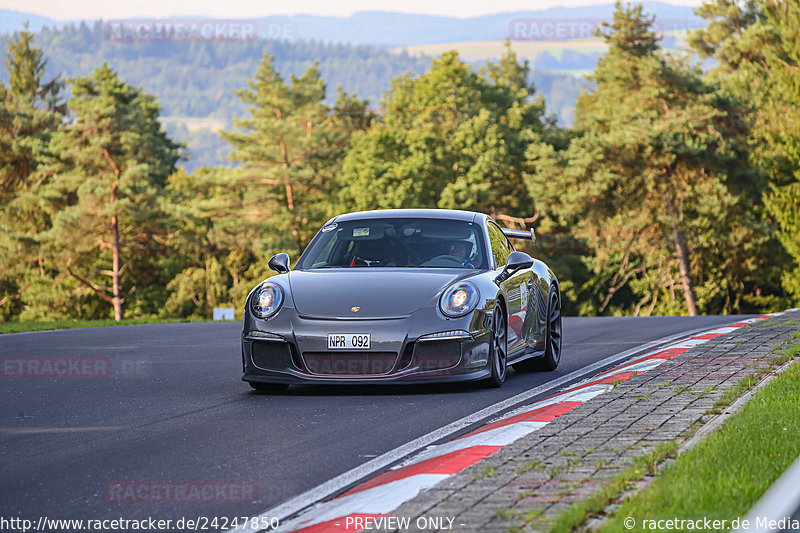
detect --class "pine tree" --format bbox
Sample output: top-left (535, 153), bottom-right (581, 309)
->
top-left (160, 166), bottom-right (268, 318)
top-left (0, 23), bottom-right (64, 320)
top-left (691, 0), bottom-right (800, 302)
top-left (687, 0), bottom-right (766, 75)
top-left (750, 1), bottom-right (800, 299)
top-left (526, 2), bottom-right (767, 316)
top-left (0, 23), bottom-right (64, 199)
top-left (221, 53), bottom-right (368, 257)
top-left (43, 64), bottom-right (181, 321)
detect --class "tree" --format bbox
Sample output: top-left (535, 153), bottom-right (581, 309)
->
top-left (0, 23), bottom-right (64, 320)
top-left (687, 0), bottom-right (767, 76)
top-left (0, 23), bottom-right (64, 200)
top-left (43, 64), bottom-right (181, 320)
top-left (338, 47), bottom-right (547, 219)
top-left (691, 0), bottom-right (800, 302)
top-left (159, 166), bottom-right (268, 319)
top-left (221, 53), bottom-right (371, 257)
top-left (747, 1), bottom-right (800, 299)
top-left (526, 2), bottom-right (769, 316)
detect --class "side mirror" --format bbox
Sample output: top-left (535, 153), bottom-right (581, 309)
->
top-left (268, 253), bottom-right (290, 274)
top-left (507, 251), bottom-right (534, 271)
top-left (496, 251), bottom-right (533, 283)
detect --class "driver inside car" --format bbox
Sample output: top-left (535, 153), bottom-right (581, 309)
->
top-left (446, 240), bottom-right (475, 268)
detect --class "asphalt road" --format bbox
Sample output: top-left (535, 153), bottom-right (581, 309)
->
top-left (0, 316), bottom-right (753, 527)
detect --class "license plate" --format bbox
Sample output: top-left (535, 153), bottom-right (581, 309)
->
top-left (327, 333), bottom-right (371, 350)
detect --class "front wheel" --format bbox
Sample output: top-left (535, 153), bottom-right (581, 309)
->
top-left (485, 303), bottom-right (508, 388)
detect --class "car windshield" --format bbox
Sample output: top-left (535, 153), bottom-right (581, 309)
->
top-left (296, 218), bottom-right (488, 269)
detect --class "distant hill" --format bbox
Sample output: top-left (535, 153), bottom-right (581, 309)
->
top-left (7, 5), bottom-right (711, 168)
top-left (0, 5), bottom-right (704, 86)
top-left (1, 5), bottom-right (704, 86)
top-left (282, 3), bottom-right (701, 46)
top-left (0, 22), bottom-right (434, 116)
top-left (2, 3), bottom-right (702, 47)
top-left (0, 9), bottom-right (58, 34)
top-left (0, 23), bottom-right (434, 169)
top-left (0, 23), bottom-right (588, 170)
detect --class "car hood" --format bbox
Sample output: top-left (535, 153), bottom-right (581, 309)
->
top-left (288, 269), bottom-right (467, 318)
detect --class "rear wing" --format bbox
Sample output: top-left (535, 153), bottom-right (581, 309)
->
top-left (501, 228), bottom-right (536, 243)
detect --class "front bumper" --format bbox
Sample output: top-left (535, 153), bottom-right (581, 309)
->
top-left (241, 306), bottom-right (493, 385)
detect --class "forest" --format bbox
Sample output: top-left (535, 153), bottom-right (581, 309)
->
top-left (0, 22), bottom-right (588, 170)
top-left (0, 1), bottom-right (798, 322)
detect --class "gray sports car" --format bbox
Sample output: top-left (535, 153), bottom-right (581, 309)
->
top-left (241, 209), bottom-right (561, 390)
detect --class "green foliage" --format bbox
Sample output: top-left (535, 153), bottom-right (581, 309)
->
top-left (687, 0), bottom-right (766, 75)
top-left (526, 2), bottom-right (783, 316)
top-left (0, 24), bottom-right (590, 170)
top-left (749, 2), bottom-right (800, 300)
top-left (339, 46), bottom-right (547, 219)
top-left (221, 54), bottom-right (371, 255)
top-left (15, 270), bottom-right (103, 321)
top-left (40, 63), bottom-right (181, 320)
top-left (0, 7), bottom-right (795, 323)
top-left (691, 0), bottom-right (800, 301)
top-left (160, 166), bottom-right (271, 318)
top-left (153, 56), bottom-right (374, 319)
top-left (0, 23), bottom-right (64, 320)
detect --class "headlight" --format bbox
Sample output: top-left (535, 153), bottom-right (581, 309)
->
top-left (439, 282), bottom-right (479, 318)
top-left (251, 282), bottom-right (284, 319)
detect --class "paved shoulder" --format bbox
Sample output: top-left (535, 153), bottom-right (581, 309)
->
top-left (380, 310), bottom-right (800, 532)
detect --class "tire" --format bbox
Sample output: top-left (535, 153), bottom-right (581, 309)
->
top-left (485, 302), bottom-right (508, 388)
top-left (248, 382), bottom-right (290, 393)
top-left (514, 286), bottom-right (562, 372)
top-left (539, 287), bottom-right (562, 371)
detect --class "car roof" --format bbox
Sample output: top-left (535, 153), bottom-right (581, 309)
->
top-left (332, 209), bottom-right (483, 224)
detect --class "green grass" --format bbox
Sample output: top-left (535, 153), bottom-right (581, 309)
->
top-left (496, 506), bottom-right (516, 520)
top-left (0, 317), bottom-right (210, 334)
top-left (547, 441), bottom-right (679, 533)
top-left (758, 319), bottom-right (797, 328)
top-left (598, 340), bottom-right (800, 532)
top-left (515, 458), bottom-right (544, 475)
top-left (472, 465), bottom-right (497, 480)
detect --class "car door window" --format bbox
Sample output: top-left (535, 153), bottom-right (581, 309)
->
top-left (487, 222), bottom-right (511, 268)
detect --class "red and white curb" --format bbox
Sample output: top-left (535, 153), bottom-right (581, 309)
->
top-left (271, 310), bottom-right (799, 532)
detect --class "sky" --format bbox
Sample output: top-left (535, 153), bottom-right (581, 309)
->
top-left (2, 0), bottom-right (705, 20)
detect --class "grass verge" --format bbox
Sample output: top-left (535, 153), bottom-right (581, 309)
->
top-left (707, 329), bottom-right (800, 414)
top-left (0, 317), bottom-right (210, 334)
top-left (545, 441), bottom-right (679, 533)
top-left (596, 336), bottom-right (800, 532)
